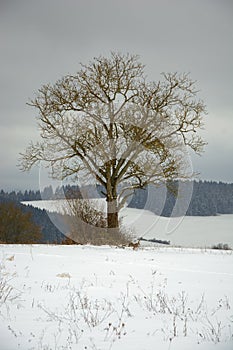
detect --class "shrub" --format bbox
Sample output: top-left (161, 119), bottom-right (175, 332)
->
top-left (211, 243), bottom-right (231, 250)
top-left (63, 198), bottom-right (131, 246)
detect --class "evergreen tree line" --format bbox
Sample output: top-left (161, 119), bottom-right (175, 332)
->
top-left (1, 180), bottom-right (233, 217)
top-left (0, 196), bottom-right (65, 244)
top-left (0, 185), bottom-right (83, 202)
top-left (21, 204), bottom-right (66, 243)
top-left (128, 181), bottom-right (233, 216)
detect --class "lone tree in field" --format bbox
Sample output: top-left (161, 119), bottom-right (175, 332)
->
top-left (20, 53), bottom-right (206, 230)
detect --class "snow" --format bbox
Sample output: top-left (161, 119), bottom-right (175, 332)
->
top-left (0, 244), bottom-right (233, 349)
top-left (2, 200), bottom-right (231, 348)
top-left (22, 199), bottom-right (107, 214)
top-left (122, 208), bottom-right (233, 249)
top-left (22, 199), bottom-right (233, 249)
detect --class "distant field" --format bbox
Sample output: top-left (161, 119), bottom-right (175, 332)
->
top-left (22, 200), bottom-right (233, 249)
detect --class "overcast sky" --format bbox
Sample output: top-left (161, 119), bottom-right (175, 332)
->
top-left (0, 0), bottom-right (232, 191)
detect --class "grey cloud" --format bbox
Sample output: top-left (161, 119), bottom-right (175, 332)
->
top-left (0, 0), bottom-right (232, 189)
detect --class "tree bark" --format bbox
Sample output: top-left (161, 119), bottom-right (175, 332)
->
top-left (107, 198), bottom-right (119, 229)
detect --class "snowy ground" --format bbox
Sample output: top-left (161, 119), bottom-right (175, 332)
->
top-left (22, 200), bottom-right (233, 249)
top-left (0, 244), bottom-right (233, 350)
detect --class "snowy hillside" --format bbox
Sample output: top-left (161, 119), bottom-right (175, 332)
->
top-left (22, 200), bottom-right (233, 249)
top-left (0, 244), bottom-right (233, 349)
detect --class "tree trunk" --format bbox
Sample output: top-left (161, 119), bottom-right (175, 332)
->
top-left (107, 198), bottom-right (119, 229)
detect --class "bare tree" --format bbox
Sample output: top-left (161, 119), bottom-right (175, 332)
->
top-left (20, 52), bottom-right (206, 230)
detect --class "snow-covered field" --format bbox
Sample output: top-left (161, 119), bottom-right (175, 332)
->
top-left (2, 200), bottom-right (230, 349)
top-left (23, 200), bottom-right (233, 249)
top-left (0, 244), bottom-right (233, 349)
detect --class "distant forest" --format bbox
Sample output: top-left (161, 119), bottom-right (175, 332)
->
top-left (0, 191), bottom-right (66, 244)
top-left (128, 181), bottom-right (233, 217)
top-left (1, 180), bottom-right (233, 216)
top-left (0, 181), bottom-right (233, 243)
